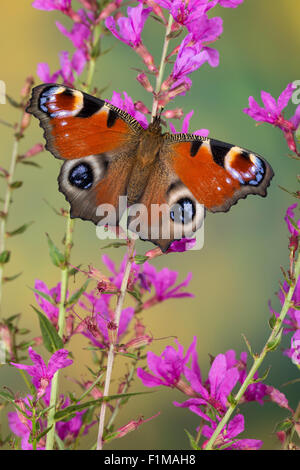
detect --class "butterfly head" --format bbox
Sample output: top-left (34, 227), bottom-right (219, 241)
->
top-left (147, 115), bottom-right (162, 135)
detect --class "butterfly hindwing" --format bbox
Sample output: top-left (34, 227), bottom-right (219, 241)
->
top-left (164, 134), bottom-right (274, 212)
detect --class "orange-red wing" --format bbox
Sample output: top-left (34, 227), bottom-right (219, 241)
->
top-left (27, 84), bottom-right (142, 160)
top-left (166, 136), bottom-right (274, 212)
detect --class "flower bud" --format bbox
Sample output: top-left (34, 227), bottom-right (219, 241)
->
top-left (163, 108), bottom-right (184, 120)
top-left (20, 76), bottom-right (34, 99)
top-left (136, 73), bottom-right (153, 93)
top-left (125, 335), bottom-right (153, 350)
top-left (107, 320), bottom-right (118, 345)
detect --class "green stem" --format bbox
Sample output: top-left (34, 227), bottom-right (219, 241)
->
top-left (0, 127), bottom-right (21, 312)
top-left (84, 23), bottom-right (102, 92)
top-left (96, 240), bottom-right (136, 450)
top-left (204, 252), bottom-right (300, 450)
top-left (45, 214), bottom-right (74, 451)
top-left (32, 406), bottom-right (37, 451)
top-left (151, 14), bottom-right (173, 121)
top-left (106, 359), bottom-right (137, 430)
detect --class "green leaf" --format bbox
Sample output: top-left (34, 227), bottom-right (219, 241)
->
top-left (268, 313), bottom-right (277, 330)
top-left (34, 425), bottom-right (53, 443)
top-left (127, 288), bottom-right (142, 302)
top-left (101, 241), bottom-right (127, 249)
top-left (6, 94), bottom-right (21, 108)
top-left (30, 287), bottom-right (56, 306)
top-left (31, 306), bottom-right (63, 353)
top-left (0, 389), bottom-right (15, 404)
top-left (10, 181), bottom-right (23, 189)
top-left (68, 265), bottom-right (81, 277)
top-left (267, 329), bottom-right (283, 351)
top-left (275, 419), bottom-right (293, 433)
top-left (184, 429), bottom-right (201, 450)
top-left (7, 222), bottom-right (33, 237)
top-left (103, 431), bottom-right (119, 443)
top-left (241, 333), bottom-right (255, 358)
top-left (3, 272), bottom-right (22, 283)
top-left (251, 366), bottom-right (271, 383)
top-left (134, 255), bottom-right (149, 265)
top-left (227, 393), bottom-right (237, 406)
top-left (167, 28), bottom-right (183, 40)
top-left (54, 392), bottom-right (153, 421)
top-left (46, 234), bottom-right (65, 268)
top-left (66, 280), bottom-right (90, 307)
top-left (0, 250), bottom-right (10, 264)
top-left (20, 160), bottom-right (42, 168)
top-left (55, 433), bottom-right (66, 450)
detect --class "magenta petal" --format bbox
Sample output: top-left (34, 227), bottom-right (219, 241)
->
top-left (208, 354), bottom-right (227, 397)
top-left (118, 307), bottom-right (134, 337)
top-left (47, 349), bottom-right (73, 378)
top-left (227, 413), bottom-right (244, 438)
top-left (290, 104), bottom-right (300, 129)
top-left (182, 110), bottom-right (194, 133)
top-left (277, 83), bottom-right (294, 112)
top-left (7, 412), bottom-right (30, 437)
top-left (260, 91), bottom-right (278, 115)
top-left (137, 368), bottom-right (165, 387)
top-left (219, 0), bottom-right (243, 7)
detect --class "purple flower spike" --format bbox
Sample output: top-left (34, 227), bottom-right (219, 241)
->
top-left (11, 347), bottom-right (73, 400)
top-left (137, 337), bottom-right (197, 388)
top-left (202, 414), bottom-right (262, 450)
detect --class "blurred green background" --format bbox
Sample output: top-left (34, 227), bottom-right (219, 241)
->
top-left (0, 0), bottom-right (299, 450)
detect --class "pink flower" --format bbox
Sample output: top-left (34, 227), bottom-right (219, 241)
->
top-left (37, 63), bottom-right (60, 83)
top-left (218, 0), bottom-right (243, 7)
top-left (269, 279), bottom-right (300, 335)
top-left (170, 33), bottom-right (219, 84)
top-left (8, 397), bottom-right (46, 450)
top-left (224, 350), bottom-right (268, 405)
top-left (56, 397), bottom-right (96, 443)
top-left (137, 337), bottom-right (197, 388)
top-left (174, 352), bottom-right (239, 422)
top-left (34, 280), bottom-right (63, 325)
top-left (105, 4), bottom-right (157, 72)
top-left (105, 4), bottom-right (151, 48)
top-left (169, 110), bottom-right (209, 136)
top-left (142, 263), bottom-right (194, 302)
top-left (202, 414), bottom-right (262, 450)
top-left (109, 91), bottom-right (149, 129)
top-left (243, 83), bottom-right (300, 153)
top-left (32, 0), bottom-right (71, 11)
top-left (78, 291), bottom-right (134, 347)
top-left (284, 203), bottom-right (300, 237)
top-left (37, 50), bottom-right (87, 86)
top-left (11, 347), bottom-right (73, 400)
top-left (56, 18), bottom-right (91, 50)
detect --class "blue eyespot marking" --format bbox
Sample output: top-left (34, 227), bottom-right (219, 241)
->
top-left (68, 163), bottom-right (94, 189)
